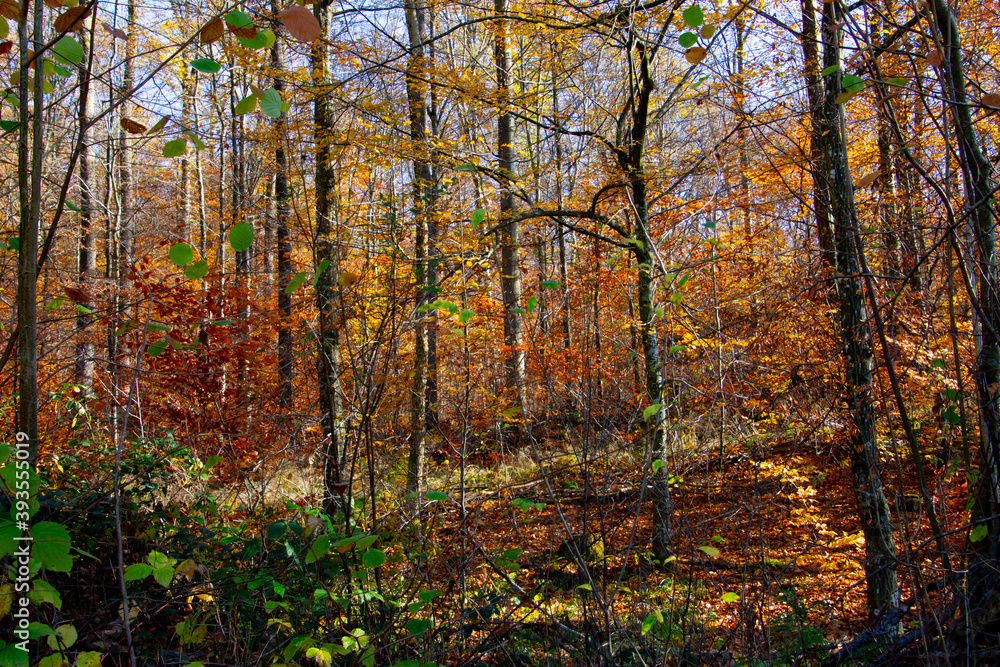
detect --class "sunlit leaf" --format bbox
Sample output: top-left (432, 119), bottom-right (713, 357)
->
top-left (201, 17), bottom-right (224, 44)
top-left (685, 46), bottom-right (707, 65)
top-left (234, 94), bottom-right (257, 116)
top-left (0, 16), bottom-right (8, 40)
top-left (236, 30), bottom-right (270, 49)
top-left (189, 58), bottom-right (220, 74)
top-left (228, 222), bottom-right (254, 252)
top-left (163, 138), bottom-right (187, 157)
top-left (678, 32), bottom-right (697, 48)
top-left (471, 208), bottom-right (487, 228)
top-left (169, 242), bottom-right (194, 267)
top-left (52, 35), bottom-right (83, 66)
top-left (682, 5), bottom-right (704, 27)
top-left (185, 260), bottom-right (209, 280)
top-left (821, 65), bottom-right (839, 76)
top-left (697, 545), bottom-right (720, 559)
top-left (643, 403), bottom-right (662, 422)
top-left (285, 271), bottom-right (308, 293)
top-left (280, 5), bottom-right (322, 43)
top-left (259, 88), bottom-right (283, 118)
top-left (721, 592), bottom-right (740, 603)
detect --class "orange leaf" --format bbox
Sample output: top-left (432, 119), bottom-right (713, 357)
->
top-left (201, 17), bottom-right (224, 44)
top-left (280, 5), bottom-right (321, 43)
top-left (42, 0), bottom-right (61, 7)
top-left (63, 286), bottom-right (92, 303)
top-left (983, 92), bottom-right (1000, 108)
top-left (0, 41), bottom-right (12, 56)
top-left (120, 118), bottom-right (147, 134)
top-left (925, 50), bottom-right (943, 67)
top-left (685, 46), bottom-right (707, 65)
top-left (54, 7), bottom-right (92, 34)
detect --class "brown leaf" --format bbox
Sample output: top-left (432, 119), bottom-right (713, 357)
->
top-left (225, 15), bottom-right (256, 40)
top-left (102, 20), bottom-right (128, 40)
top-left (200, 17), bottom-right (224, 44)
top-left (0, 41), bottom-right (12, 56)
top-left (120, 117), bottom-right (147, 134)
top-left (925, 50), bottom-right (943, 67)
top-left (54, 7), bottom-right (92, 34)
top-left (0, 1), bottom-right (19, 21)
top-left (855, 171), bottom-right (880, 189)
top-left (63, 286), bottom-right (92, 303)
top-left (280, 5), bottom-right (321, 43)
top-left (982, 92), bottom-right (1000, 108)
top-left (43, 0), bottom-right (62, 7)
top-left (685, 46), bottom-right (707, 65)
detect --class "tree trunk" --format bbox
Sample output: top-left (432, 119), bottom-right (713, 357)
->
top-left (313, 0), bottom-right (346, 518)
top-left (272, 2), bottom-right (293, 406)
top-left (495, 0), bottom-right (525, 436)
top-left (819, 0), bottom-right (898, 621)
top-left (75, 16), bottom-right (97, 394)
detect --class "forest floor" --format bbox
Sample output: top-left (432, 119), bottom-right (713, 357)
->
top-left (385, 435), bottom-right (967, 664)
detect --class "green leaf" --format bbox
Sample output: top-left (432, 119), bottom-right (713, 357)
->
top-left (526, 296), bottom-right (538, 314)
top-left (260, 29), bottom-right (277, 48)
top-left (652, 459), bottom-right (664, 473)
top-left (285, 271), bottom-right (308, 293)
top-left (425, 490), bottom-right (447, 501)
top-left (821, 65), bottom-right (840, 77)
top-left (471, 208), bottom-right (487, 228)
top-left (682, 5), bottom-right (704, 27)
top-left (641, 612), bottom-right (659, 635)
top-left (185, 131), bottom-right (207, 151)
top-left (306, 535), bottom-right (330, 564)
top-left (147, 341), bottom-right (169, 357)
top-left (842, 73), bottom-right (864, 93)
top-left (153, 565), bottom-right (174, 587)
top-left (259, 88), bottom-right (283, 118)
top-left (225, 9), bottom-right (254, 31)
top-left (189, 58), bottom-right (221, 74)
top-left (405, 619), bottom-right (430, 636)
top-left (64, 201), bottom-right (82, 213)
top-left (458, 309), bottom-right (474, 323)
top-left (0, 120), bottom-right (19, 132)
top-left (0, 16), bottom-right (7, 40)
top-left (362, 548), bottom-right (386, 568)
top-left (53, 64), bottom-right (72, 78)
top-left (887, 77), bottom-right (909, 87)
top-left (163, 138), bottom-right (187, 157)
top-left (234, 94), bottom-right (257, 116)
top-left (971, 524), bottom-right (988, 542)
top-left (678, 31), bottom-right (698, 48)
top-left (123, 563), bottom-right (152, 582)
top-left (53, 36), bottom-right (84, 65)
top-left (185, 260), bottom-right (209, 280)
top-left (266, 521), bottom-right (288, 540)
top-left (30, 581), bottom-right (62, 610)
top-left (697, 545), bottom-right (720, 559)
top-left (32, 522), bottom-right (73, 572)
top-left (75, 652), bottom-right (103, 667)
top-left (147, 115), bottom-right (170, 134)
top-left (228, 222), bottom-right (254, 252)
top-left (44, 296), bottom-right (65, 311)
top-left (721, 592), bottom-right (740, 603)
top-left (930, 358), bottom-right (947, 370)
top-left (643, 403), bottom-right (662, 422)
top-left (169, 242), bottom-right (194, 267)
top-left (455, 163), bottom-right (478, 171)
top-left (237, 30), bottom-right (270, 49)
top-left (540, 280), bottom-right (559, 289)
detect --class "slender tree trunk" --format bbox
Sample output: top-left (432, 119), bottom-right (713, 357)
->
top-left (273, 1), bottom-right (292, 406)
top-left (313, 0), bottom-right (346, 518)
top-left (495, 0), bottom-right (525, 436)
top-left (929, 1), bottom-right (1000, 631)
top-left (404, 0), bottom-right (434, 513)
top-left (119, 0), bottom-right (136, 270)
top-left (76, 16), bottom-right (97, 394)
top-left (819, 0), bottom-right (898, 621)
top-left (799, 0), bottom-right (834, 271)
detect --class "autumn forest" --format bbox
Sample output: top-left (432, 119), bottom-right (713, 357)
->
top-left (1, 0), bottom-right (1000, 664)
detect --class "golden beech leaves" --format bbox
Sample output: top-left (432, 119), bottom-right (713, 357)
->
top-left (54, 7), bottom-right (92, 34)
top-left (120, 118), bottom-right (147, 134)
top-left (201, 17), bottom-right (225, 44)
top-left (280, 5), bottom-right (322, 43)
top-left (685, 46), bottom-right (707, 65)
